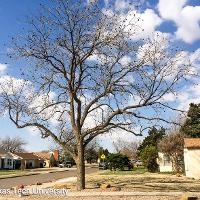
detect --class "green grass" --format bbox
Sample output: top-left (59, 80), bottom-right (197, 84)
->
top-left (0, 170), bottom-right (23, 175)
top-left (99, 166), bottom-right (147, 175)
top-left (0, 170), bottom-right (28, 176)
top-left (0, 168), bottom-right (67, 178)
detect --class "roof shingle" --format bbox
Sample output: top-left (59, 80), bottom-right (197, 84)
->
top-left (33, 152), bottom-right (52, 160)
top-left (184, 138), bottom-right (200, 148)
top-left (14, 153), bottom-right (44, 160)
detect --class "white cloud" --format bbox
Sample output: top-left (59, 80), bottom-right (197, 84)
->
top-left (177, 85), bottom-right (200, 110)
top-left (104, 0), bottom-right (109, 6)
top-left (137, 32), bottom-right (169, 62)
top-left (0, 63), bottom-right (7, 74)
top-left (0, 75), bottom-right (32, 95)
top-left (158, 0), bottom-right (200, 43)
top-left (119, 55), bottom-right (132, 66)
top-left (87, 54), bottom-right (99, 62)
top-left (161, 48), bottom-right (200, 104)
top-left (190, 49), bottom-right (200, 67)
top-left (0, 75), bottom-right (65, 128)
top-left (158, 0), bottom-right (187, 20)
top-left (103, 2), bottom-right (162, 41)
top-left (124, 9), bottom-right (163, 40)
top-left (87, 0), bottom-right (96, 4)
top-left (162, 93), bottom-right (177, 102)
top-left (97, 128), bottom-right (142, 152)
top-left (114, 0), bottom-right (133, 11)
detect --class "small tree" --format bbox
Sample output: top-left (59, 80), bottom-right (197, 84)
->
top-left (98, 147), bottom-right (109, 158)
top-left (181, 103), bottom-right (200, 138)
top-left (85, 140), bottom-right (99, 164)
top-left (140, 145), bottom-right (158, 172)
top-left (158, 132), bottom-right (184, 173)
top-left (49, 153), bottom-right (57, 167)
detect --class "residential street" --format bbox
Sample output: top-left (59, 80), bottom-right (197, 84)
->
top-left (0, 167), bottom-right (97, 189)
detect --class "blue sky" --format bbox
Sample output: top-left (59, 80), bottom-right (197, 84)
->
top-left (0, 0), bottom-right (200, 152)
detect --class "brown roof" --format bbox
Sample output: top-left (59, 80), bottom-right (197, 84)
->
top-left (184, 138), bottom-right (200, 149)
top-left (14, 153), bottom-right (44, 160)
top-left (33, 152), bottom-right (52, 160)
top-left (0, 149), bottom-right (7, 156)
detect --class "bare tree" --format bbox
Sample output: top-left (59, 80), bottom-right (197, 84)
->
top-left (0, 0), bottom-right (193, 190)
top-left (113, 139), bottom-right (140, 160)
top-left (0, 136), bottom-right (27, 153)
top-left (158, 131), bottom-right (184, 173)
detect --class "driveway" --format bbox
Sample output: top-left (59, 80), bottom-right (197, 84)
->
top-left (0, 167), bottom-right (97, 189)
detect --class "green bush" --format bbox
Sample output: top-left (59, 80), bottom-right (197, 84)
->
top-left (107, 153), bottom-right (132, 171)
top-left (140, 145), bottom-right (158, 172)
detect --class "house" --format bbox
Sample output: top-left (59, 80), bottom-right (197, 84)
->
top-left (0, 150), bottom-right (59, 170)
top-left (184, 138), bottom-right (200, 179)
top-left (33, 150), bottom-right (59, 167)
top-left (157, 152), bottom-right (173, 172)
top-left (0, 149), bottom-right (21, 170)
top-left (13, 153), bottom-right (44, 169)
top-left (0, 149), bottom-right (14, 170)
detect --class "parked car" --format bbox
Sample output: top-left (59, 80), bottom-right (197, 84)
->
top-left (59, 161), bottom-right (73, 168)
top-left (98, 161), bottom-right (108, 170)
top-left (134, 160), bottom-right (143, 167)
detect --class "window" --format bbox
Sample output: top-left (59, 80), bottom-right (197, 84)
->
top-left (7, 159), bottom-right (12, 166)
top-left (163, 155), bottom-right (171, 166)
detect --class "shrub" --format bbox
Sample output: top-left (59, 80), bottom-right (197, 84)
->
top-left (107, 153), bottom-right (132, 171)
top-left (140, 145), bottom-right (158, 172)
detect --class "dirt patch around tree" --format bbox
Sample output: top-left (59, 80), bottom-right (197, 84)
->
top-left (81, 171), bottom-right (200, 193)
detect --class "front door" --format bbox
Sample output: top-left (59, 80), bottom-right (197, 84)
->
top-left (1, 159), bottom-right (5, 169)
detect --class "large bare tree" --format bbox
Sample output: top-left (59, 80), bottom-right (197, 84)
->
top-left (113, 138), bottom-right (140, 160)
top-left (0, 136), bottom-right (27, 153)
top-left (0, 0), bottom-right (194, 190)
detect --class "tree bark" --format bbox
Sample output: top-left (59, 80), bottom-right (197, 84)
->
top-left (76, 140), bottom-right (85, 191)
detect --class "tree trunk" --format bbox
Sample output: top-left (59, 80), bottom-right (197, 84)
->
top-left (76, 140), bottom-right (85, 191)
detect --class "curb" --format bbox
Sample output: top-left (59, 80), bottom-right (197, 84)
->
top-left (66, 191), bottom-right (195, 197)
top-left (0, 169), bottom-right (69, 180)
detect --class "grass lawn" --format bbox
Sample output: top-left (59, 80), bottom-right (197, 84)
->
top-left (0, 170), bottom-right (29, 177)
top-left (0, 168), bottom-right (48, 178)
top-left (100, 167), bottom-right (147, 175)
top-left (0, 167), bottom-right (67, 178)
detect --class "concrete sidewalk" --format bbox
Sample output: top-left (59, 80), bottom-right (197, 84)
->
top-left (0, 191), bottom-right (199, 200)
top-left (66, 191), bottom-right (188, 196)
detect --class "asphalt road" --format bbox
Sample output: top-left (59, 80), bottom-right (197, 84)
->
top-left (0, 167), bottom-right (98, 189)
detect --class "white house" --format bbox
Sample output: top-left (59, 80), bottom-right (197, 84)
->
top-left (0, 150), bottom-right (17, 170)
top-left (158, 152), bottom-right (173, 172)
top-left (184, 138), bottom-right (200, 179)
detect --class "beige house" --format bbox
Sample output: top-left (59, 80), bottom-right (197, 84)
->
top-left (13, 153), bottom-right (44, 169)
top-left (184, 138), bottom-right (200, 179)
top-left (33, 150), bottom-right (59, 168)
top-left (158, 152), bottom-right (173, 172)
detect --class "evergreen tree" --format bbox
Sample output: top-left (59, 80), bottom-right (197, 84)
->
top-left (140, 145), bottom-right (158, 172)
top-left (138, 127), bottom-right (165, 152)
top-left (49, 153), bottom-right (57, 167)
top-left (85, 148), bottom-right (98, 164)
top-left (138, 127), bottom-right (165, 172)
top-left (181, 103), bottom-right (200, 138)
